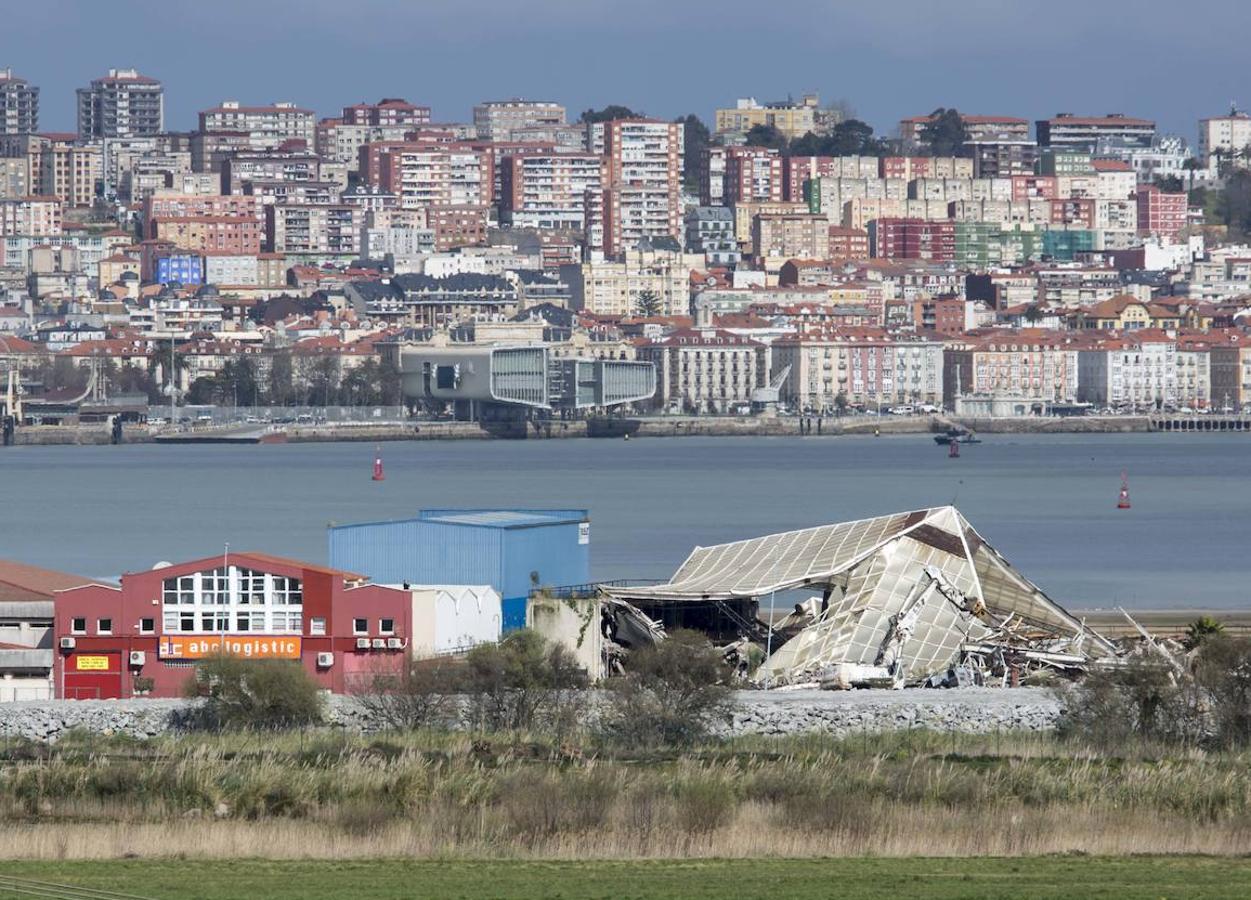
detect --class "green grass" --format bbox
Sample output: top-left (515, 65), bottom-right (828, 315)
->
top-left (3, 857), bottom-right (1251, 899)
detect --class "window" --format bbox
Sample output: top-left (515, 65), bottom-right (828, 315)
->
top-left (71, 617), bottom-right (86, 634)
top-left (98, 618), bottom-right (113, 635)
top-left (380, 618), bottom-right (395, 635)
top-left (160, 566), bottom-right (303, 634)
top-left (310, 617), bottom-right (326, 636)
top-left (353, 618), bottom-right (368, 635)
top-left (140, 618), bottom-right (155, 634)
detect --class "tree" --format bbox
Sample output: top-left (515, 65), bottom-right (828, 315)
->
top-left (919, 108), bottom-right (971, 158)
top-left (822, 119), bottom-right (884, 157)
top-left (354, 656), bottom-right (459, 730)
top-left (833, 391), bottom-right (849, 416)
top-left (1024, 305), bottom-right (1045, 323)
top-left (1216, 170), bottom-right (1251, 237)
top-left (1184, 615), bottom-right (1226, 650)
top-left (676, 113), bottom-right (711, 193)
top-left (635, 289), bottom-right (663, 317)
top-left (185, 654), bottom-right (324, 730)
top-left (267, 351), bottom-right (295, 406)
top-left (218, 357), bottom-right (259, 407)
top-left (599, 630), bottom-right (734, 747)
top-left (1182, 157), bottom-right (1202, 194)
top-left (146, 340), bottom-right (187, 399)
top-left (744, 124), bottom-right (788, 152)
top-left (580, 105), bottom-right (640, 124)
top-left (459, 630), bottom-right (588, 733)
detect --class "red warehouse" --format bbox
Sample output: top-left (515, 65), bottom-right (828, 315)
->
top-left (53, 553), bottom-right (411, 699)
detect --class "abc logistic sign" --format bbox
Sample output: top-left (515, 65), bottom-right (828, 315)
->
top-left (158, 636), bottom-right (302, 660)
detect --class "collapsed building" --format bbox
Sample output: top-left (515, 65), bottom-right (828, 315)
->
top-left (604, 506), bottom-right (1117, 688)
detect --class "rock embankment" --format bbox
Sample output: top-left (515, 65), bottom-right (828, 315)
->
top-left (0, 687), bottom-right (1062, 742)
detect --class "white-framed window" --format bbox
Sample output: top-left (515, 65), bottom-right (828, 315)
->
top-left (71, 617), bottom-right (86, 634)
top-left (379, 618), bottom-right (395, 635)
top-left (139, 618), bottom-right (155, 634)
top-left (160, 566), bottom-right (303, 634)
top-left (353, 618), bottom-right (368, 635)
top-left (310, 617), bottom-right (326, 636)
top-left (97, 618), bottom-right (113, 635)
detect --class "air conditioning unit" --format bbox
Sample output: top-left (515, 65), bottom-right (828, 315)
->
top-left (371, 638), bottom-right (386, 649)
top-left (355, 637), bottom-right (371, 650)
top-left (386, 637), bottom-right (403, 650)
top-left (128, 651), bottom-right (146, 667)
top-left (59, 637), bottom-right (76, 650)
top-left (316, 652), bottom-right (334, 668)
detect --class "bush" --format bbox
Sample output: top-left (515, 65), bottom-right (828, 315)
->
top-left (459, 629), bottom-right (588, 733)
top-left (186, 654), bottom-right (324, 730)
top-left (1057, 658), bottom-right (1203, 749)
top-left (599, 629), bottom-right (735, 748)
top-left (354, 656), bottom-right (459, 731)
top-left (1193, 636), bottom-right (1251, 748)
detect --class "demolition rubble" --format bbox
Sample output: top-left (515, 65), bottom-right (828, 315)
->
top-left (598, 506), bottom-right (1129, 690)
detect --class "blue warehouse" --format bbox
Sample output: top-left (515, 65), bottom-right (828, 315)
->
top-left (328, 509), bottom-right (590, 631)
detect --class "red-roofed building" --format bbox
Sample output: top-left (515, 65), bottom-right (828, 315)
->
top-left (772, 328), bottom-right (944, 411)
top-left (54, 552), bottom-right (413, 699)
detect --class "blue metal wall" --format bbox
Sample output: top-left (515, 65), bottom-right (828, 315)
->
top-left (329, 509), bottom-right (590, 632)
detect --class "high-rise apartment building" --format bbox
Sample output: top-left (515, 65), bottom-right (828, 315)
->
top-left (342, 98), bottom-right (430, 128)
top-left (198, 101), bottom-right (316, 150)
top-left (0, 68), bottom-right (38, 135)
top-left (473, 100), bottom-right (566, 142)
top-left (1199, 111), bottom-right (1251, 164)
top-left (589, 119), bottom-right (683, 257)
top-left (722, 146), bottom-right (784, 204)
top-left (375, 144), bottom-right (492, 209)
top-left (77, 69), bottom-right (163, 139)
top-left (1035, 114), bottom-right (1155, 151)
top-left (499, 152), bottom-right (602, 230)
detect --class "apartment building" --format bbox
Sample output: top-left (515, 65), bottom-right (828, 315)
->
top-left (1136, 185), bottom-right (1189, 240)
top-left (77, 69), bottom-right (163, 138)
top-left (151, 216), bottom-right (263, 254)
top-left (266, 204), bottom-right (361, 254)
top-left (39, 138), bottom-right (101, 208)
top-left (144, 193), bottom-right (261, 236)
top-left (0, 69), bottom-right (38, 135)
top-left (1035, 114), bottom-right (1155, 151)
top-left (753, 213), bottom-right (828, 267)
top-left (1077, 331), bottom-right (1179, 410)
top-left (944, 331), bottom-right (1079, 404)
top-left (343, 98), bottom-right (430, 128)
top-left (499, 152), bottom-right (602, 230)
top-left (899, 114), bottom-right (1029, 150)
top-left (1199, 111), bottom-right (1251, 164)
top-left (1209, 333), bottom-right (1251, 410)
top-left (590, 119), bottom-right (683, 257)
top-left (869, 218), bottom-right (956, 261)
top-left (699, 146), bottom-right (727, 206)
top-left (375, 144), bottom-right (492, 209)
top-left (0, 156), bottom-right (34, 199)
top-left (773, 328), bottom-right (944, 411)
top-left (221, 151), bottom-right (322, 194)
top-left (474, 100), bottom-right (566, 142)
top-left (723, 146), bottom-right (784, 204)
top-left (968, 140), bottom-right (1038, 178)
top-left (0, 196), bottom-right (61, 236)
top-left (715, 95), bottom-right (825, 142)
top-left (198, 101), bottom-right (316, 150)
top-left (637, 327), bottom-right (768, 414)
top-left (568, 247), bottom-right (693, 317)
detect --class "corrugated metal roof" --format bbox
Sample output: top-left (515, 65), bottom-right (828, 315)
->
top-left (418, 509), bottom-right (588, 529)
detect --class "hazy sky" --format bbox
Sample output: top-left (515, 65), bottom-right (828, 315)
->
top-left (5, 0), bottom-right (1247, 145)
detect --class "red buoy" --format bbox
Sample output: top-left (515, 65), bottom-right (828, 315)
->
top-left (1117, 471), bottom-right (1131, 509)
top-left (372, 446), bottom-right (385, 482)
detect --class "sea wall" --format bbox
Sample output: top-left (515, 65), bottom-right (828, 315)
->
top-left (0, 687), bottom-right (1061, 743)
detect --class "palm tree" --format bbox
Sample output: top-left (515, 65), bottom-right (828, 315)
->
top-left (1184, 616), bottom-right (1225, 650)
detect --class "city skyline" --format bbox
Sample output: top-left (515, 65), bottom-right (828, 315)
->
top-left (4, 0), bottom-right (1249, 142)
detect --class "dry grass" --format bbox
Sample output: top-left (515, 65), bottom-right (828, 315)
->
top-left (3, 728), bottom-right (1251, 860)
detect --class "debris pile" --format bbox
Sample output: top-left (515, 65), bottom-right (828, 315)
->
top-left (604, 506), bottom-right (1120, 689)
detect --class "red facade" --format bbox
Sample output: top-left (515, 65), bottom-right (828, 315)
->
top-left (53, 553), bottom-right (410, 699)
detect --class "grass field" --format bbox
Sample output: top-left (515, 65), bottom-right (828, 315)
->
top-left (4, 857), bottom-right (1251, 899)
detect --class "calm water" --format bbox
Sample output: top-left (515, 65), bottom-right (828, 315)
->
top-left (1, 433), bottom-right (1249, 609)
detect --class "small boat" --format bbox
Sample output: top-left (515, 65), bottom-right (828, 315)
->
top-left (933, 428), bottom-right (981, 446)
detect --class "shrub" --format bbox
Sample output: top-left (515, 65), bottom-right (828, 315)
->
top-left (1056, 658), bottom-right (1203, 749)
top-left (459, 629), bottom-right (588, 733)
top-left (1193, 636), bottom-right (1251, 748)
top-left (186, 654), bottom-right (324, 730)
top-left (354, 656), bottom-right (459, 731)
top-left (599, 629), bottom-right (735, 748)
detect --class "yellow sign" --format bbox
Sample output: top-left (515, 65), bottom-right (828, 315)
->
top-left (158, 635), bottom-right (302, 660)
top-left (75, 656), bottom-right (111, 671)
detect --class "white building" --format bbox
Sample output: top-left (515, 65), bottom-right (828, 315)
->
top-left (405, 585), bottom-right (502, 657)
top-left (637, 327), bottom-right (768, 413)
top-left (1199, 111), bottom-right (1251, 165)
top-left (1078, 331), bottom-right (1178, 410)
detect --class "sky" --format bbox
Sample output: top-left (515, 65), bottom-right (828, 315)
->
top-left (5, 0), bottom-right (1248, 146)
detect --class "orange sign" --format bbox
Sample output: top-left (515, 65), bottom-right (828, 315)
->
top-left (75, 655), bottom-right (111, 671)
top-left (158, 635), bottom-right (302, 660)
